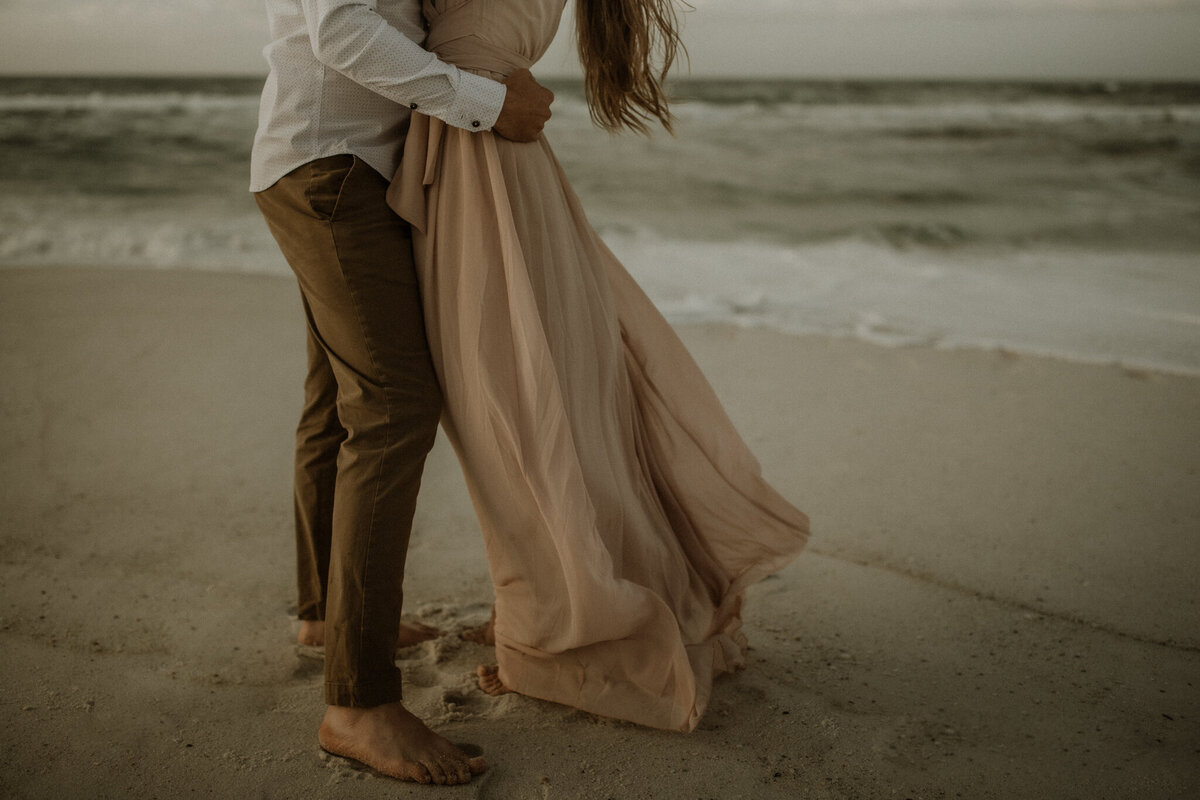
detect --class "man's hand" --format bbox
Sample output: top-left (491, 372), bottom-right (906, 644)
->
top-left (493, 68), bottom-right (553, 142)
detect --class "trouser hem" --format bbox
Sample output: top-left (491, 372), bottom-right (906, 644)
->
top-left (324, 679), bottom-right (404, 708)
top-left (297, 604), bottom-right (323, 622)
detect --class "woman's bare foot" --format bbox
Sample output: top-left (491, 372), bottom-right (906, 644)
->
top-left (298, 619), bottom-right (443, 650)
top-left (460, 606), bottom-right (496, 645)
top-left (476, 664), bottom-right (511, 696)
top-left (319, 701), bottom-right (486, 785)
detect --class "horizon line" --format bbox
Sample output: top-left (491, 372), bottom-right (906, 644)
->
top-left (2, 71), bottom-right (1199, 85)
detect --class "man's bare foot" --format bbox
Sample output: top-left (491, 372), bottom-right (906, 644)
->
top-left (297, 619), bottom-right (324, 646)
top-left (395, 620), bottom-right (442, 648)
top-left (476, 665), bottom-right (511, 696)
top-left (460, 606), bottom-right (496, 645)
top-left (319, 701), bottom-right (486, 785)
top-left (298, 619), bottom-right (443, 650)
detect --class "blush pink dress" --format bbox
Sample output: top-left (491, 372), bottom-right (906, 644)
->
top-left (388, 0), bottom-right (808, 732)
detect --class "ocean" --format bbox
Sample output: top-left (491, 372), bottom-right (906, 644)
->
top-left (2, 76), bottom-right (1198, 374)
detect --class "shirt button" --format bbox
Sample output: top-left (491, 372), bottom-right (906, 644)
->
top-left (471, 120), bottom-right (481, 128)
top-left (409, 103), bottom-right (418, 109)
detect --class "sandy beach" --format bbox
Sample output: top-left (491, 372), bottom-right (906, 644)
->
top-left (1, 266), bottom-right (1197, 799)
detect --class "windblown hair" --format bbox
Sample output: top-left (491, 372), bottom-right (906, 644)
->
top-left (575, 0), bottom-right (685, 134)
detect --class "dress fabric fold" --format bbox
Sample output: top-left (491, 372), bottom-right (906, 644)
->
top-left (387, 0), bottom-right (809, 732)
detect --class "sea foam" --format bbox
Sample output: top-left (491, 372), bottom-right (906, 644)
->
top-left (2, 76), bottom-right (1198, 376)
top-left (5, 206), bottom-right (1196, 376)
top-left (602, 228), bottom-right (1200, 377)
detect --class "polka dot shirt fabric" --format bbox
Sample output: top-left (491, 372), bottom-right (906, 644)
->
top-left (250, 0), bottom-right (508, 192)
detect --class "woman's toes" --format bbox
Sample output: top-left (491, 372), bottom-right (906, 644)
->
top-left (476, 664), bottom-right (509, 696)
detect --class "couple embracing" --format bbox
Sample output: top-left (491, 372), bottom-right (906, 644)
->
top-left (251, 0), bottom-right (808, 785)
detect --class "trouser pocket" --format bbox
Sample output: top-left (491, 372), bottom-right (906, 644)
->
top-left (303, 154), bottom-right (357, 221)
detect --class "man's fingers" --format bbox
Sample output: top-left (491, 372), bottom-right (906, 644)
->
top-left (494, 68), bottom-right (554, 142)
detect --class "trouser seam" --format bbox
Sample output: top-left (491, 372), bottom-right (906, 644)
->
top-left (325, 193), bottom-right (395, 687)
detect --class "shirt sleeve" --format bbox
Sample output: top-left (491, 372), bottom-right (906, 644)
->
top-left (301, 0), bottom-right (506, 132)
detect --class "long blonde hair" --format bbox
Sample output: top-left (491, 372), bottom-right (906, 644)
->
top-left (575, 0), bottom-right (685, 134)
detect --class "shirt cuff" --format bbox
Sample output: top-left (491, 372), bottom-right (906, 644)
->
top-left (441, 70), bottom-right (507, 132)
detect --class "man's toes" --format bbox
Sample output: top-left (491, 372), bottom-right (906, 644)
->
top-left (440, 757), bottom-right (469, 785)
top-left (444, 753), bottom-right (470, 786)
top-left (404, 762), bottom-right (433, 785)
top-left (468, 755), bottom-right (488, 775)
top-left (422, 758), bottom-right (449, 785)
top-left (395, 622), bottom-right (439, 649)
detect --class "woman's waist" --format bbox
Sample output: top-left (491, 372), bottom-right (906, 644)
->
top-left (428, 33), bottom-right (532, 79)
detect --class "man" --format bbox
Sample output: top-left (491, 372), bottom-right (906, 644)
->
top-left (250, 0), bottom-right (553, 786)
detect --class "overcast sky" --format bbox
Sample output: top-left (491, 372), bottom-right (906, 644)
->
top-left (0, 0), bottom-right (1197, 79)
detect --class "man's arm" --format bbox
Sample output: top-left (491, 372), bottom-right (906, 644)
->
top-left (301, 0), bottom-right (551, 140)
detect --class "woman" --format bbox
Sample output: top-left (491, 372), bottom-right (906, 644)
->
top-left (388, 0), bottom-right (809, 733)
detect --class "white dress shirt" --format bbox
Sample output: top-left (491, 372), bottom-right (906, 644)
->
top-left (250, 0), bottom-right (508, 192)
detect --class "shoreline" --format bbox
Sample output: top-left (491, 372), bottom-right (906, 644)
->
top-left (2, 267), bottom-right (1197, 798)
top-left (5, 261), bottom-right (1199, 381)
